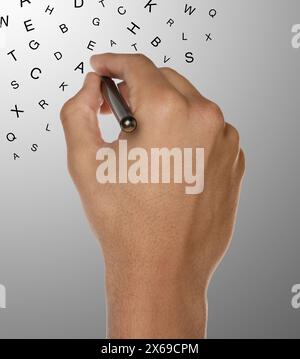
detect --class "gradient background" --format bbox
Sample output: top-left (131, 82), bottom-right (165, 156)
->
top-left (0, 0), bottom-right (299, 338)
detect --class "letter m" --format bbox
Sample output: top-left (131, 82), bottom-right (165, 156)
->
top-left (189, 344), bottom-right (198, 354)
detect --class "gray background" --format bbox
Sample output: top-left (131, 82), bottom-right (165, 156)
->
top-left (0, 0), bottom-right (299, 338)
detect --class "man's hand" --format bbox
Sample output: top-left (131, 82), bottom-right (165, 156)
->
top-left (60, 53), bottom-right (245, 339)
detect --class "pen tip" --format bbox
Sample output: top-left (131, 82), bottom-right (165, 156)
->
top-left (120, 117), bottom-right (137, 133)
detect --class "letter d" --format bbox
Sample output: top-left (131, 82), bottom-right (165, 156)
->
top-left (54, 51), bottom-right (62, 61)
top-left (74, 0), bottom-right (84, 8)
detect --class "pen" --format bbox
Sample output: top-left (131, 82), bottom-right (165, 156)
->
top-left (101, 76), bottom-right (137, 133)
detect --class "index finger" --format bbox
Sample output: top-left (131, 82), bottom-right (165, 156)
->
top-left (90, 53), bottom-right (170, 104)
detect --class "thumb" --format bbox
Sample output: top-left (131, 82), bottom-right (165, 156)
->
top-left (60, 72), bottom-right (104, 183)
top-left (60, 72), bottom-right (104, 153)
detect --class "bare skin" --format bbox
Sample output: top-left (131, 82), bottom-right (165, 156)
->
top-left (60, 53), bottom-right (245, 339)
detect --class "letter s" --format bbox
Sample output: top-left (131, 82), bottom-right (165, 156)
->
top-left (291, 24), bottom-right (300, 49)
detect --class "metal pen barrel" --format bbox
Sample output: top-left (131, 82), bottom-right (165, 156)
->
top-left (101, 76), bottom-right (137, 133)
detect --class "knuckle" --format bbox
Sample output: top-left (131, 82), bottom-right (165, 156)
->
top-left (157, 87), bottom-right (187, 111)
top-left (190, 99), bottom-right (224, 128)
top-left (133, 53), bottom-right (153, 65)
top-left (224, 124), bottom-right (241, 161)
top-left (125, 53), bottom-right (154, 73)
top-left (60, 95), bottom-right (93, 124)
top-left (190, 97), bottom-right (206, 114)
top-left (226, 123), bottom-right (240, 145)
top-left (160, 66), bottom-right (177, 76)
top-left (60, 97), bottom-right (77, 122)
top-left (238, 148), bottom-right (246, 175)
top-left (205, 101), bottom-right (224, 128)
top-left (206, 101), bottom-right (224, 120)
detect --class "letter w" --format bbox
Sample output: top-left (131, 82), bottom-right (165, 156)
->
top-left (184, 4), bottom-right (196, 15)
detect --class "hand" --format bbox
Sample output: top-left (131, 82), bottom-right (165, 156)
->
top-left (60, 53), bottom-right (245, 338)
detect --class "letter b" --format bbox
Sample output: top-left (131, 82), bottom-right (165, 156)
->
top-left (59, 24), bottom-right (69, 34)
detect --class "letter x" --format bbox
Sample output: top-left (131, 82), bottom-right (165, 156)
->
top-left (205, 33), bottom-right (213, 41)
top-left (10, 105), bottom-right (24, 118)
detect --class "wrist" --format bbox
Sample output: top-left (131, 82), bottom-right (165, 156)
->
top-left (104, 262), bottom-right (208, 339)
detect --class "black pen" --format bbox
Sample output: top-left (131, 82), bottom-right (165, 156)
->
top-left (101, 76), bottom-right (137, 133)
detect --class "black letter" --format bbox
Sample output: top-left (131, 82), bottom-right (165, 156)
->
top-left (59, 24), bottom-right (69, 34)
top-left (74, 0), bottom-right (84, 8)
top-left (59, 82), bottom-right (68, 92)
top-left (118, 6), bottom-right (126, 15)
top-left (127, 22), bottom-right (141, 35)
top-left (11, 81), bottom-right (20, 90)
top-left (29, 40), bottom-right (40, 50)
top-left (0, 15), bottom-right (9, 28)
top-left (87, 40), bottom-right (96, 51)
top-left (144, 0), bottom-right (157, 13)
top-left (24, 19), bottom-right (35, 32)
top-left (54, 51), bottom-right (63, 60)
top-left (164, 56), bottom-right (171, 63)
top-left (92, 18), bottom-right (100, 26)
top-left (74, 62), bottom-right (84, 73)
top-left (20, 0), bottom-right (31, 7)
top-left (7, 50), bottom-right (17, 61)
top-left (45, 5), bottom-right (54, 15)
top-left (131, 43), bottom-right (138, 51)
top-left (31, 144), bottom-right (38, 152)
top-left (31, 68), bottom-right (42, 80)
top-left (167, 18), bottom-right (174, 27)
top-left (184, 4), bottom-right (196, 15)
top-left (151, 36), bottom-right (161, 47)
top-left (38, 100), bottom-right (49, 109)
top-left (185, 52), bottom-right (194, 63)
